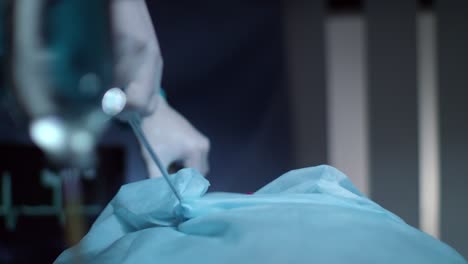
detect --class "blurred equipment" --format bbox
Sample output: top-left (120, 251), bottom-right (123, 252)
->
top-left (7, 0), bottom-right (113, 169)
top-left (0, 144), bottom-right (125, 263)
top-left (2, 0), bottom-right (114, 254)
top-left (2, 1), bottom-right (182, 253)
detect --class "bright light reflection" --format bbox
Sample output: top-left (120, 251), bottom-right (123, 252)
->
top-left (30, 117), bottom-right (67, 154)
top-left (102, 87), bottom-right (127, 116)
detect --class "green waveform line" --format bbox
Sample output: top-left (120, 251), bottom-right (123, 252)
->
top-left (0, 170), bottom-right (102, 231)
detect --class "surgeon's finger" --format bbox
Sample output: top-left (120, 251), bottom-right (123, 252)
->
top-left (183, 137), bottom-right (210, 176)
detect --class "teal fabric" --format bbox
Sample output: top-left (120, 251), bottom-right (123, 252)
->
top-left (55, 165), bottom-right (467, 264)
top-left (159, 88), bottom-right (167, 99)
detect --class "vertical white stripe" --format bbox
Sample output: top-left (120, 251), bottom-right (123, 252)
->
top-left (326, 15), bottom-right (369, 195)
top-left (418, 12), bottom-right (440, 238)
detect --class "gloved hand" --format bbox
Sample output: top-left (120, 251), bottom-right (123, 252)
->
top-left (112, 1), bottom-right (210, 177)
top-left (112, 0), bottom-right (162, 116)
top-left (140, 96), bottom-right (210, 178)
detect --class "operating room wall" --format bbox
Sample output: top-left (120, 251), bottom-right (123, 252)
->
top-left (325, 11), bottom-right (441, 236)
top-left (310, 10), bottom-right (468, 258)
top-left (281, 0), bottom-right (467, 256)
